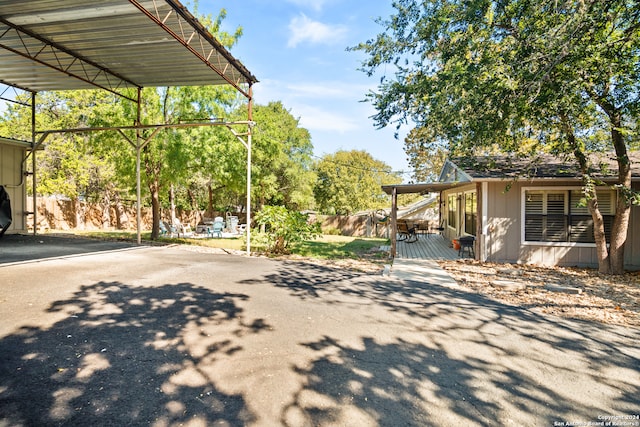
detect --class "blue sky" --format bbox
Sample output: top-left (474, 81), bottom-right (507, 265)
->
top-left (205, 0), bottom-right (412, 178)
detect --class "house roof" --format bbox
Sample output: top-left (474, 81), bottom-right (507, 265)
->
top-left (446, 151), bottom-right (640, 182)
top-left (0, 136), bottom-right (32, 149)
top-left (0, 0), bottom-right (257, 99)
top-left (382, 151), bottom-right (640, 196)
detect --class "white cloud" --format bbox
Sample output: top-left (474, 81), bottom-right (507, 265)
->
top-left (287, 14), bottom-right (347, 48)
top-left (285, 82), bottom-right (353, 99)
top-left (253, 78), bottom-right (371, 103)
top-left (295, 104), bottom-right (359, 133)
top-left (285, 0), bottom-right (328, 12)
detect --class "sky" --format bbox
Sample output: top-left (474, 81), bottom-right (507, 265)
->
top-left (0, 1), bottom-right (413, 179)
top-left (205, 0), bottom-right (413, 179)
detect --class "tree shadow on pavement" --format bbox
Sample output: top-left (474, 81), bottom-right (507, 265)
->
top-left (258, 262), bottom-right (640, 426)
top-left (0, 281), bottom-right (268, 426)
top-left (239, 260), bottom-right (365, 300)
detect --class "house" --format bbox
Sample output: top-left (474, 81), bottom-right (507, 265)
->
top-left (383, 152), bottom-right (640, 270)
top-left (397, 195), bottom-right (438, 223)
top-left (0, 137), bottom-right (30, 234)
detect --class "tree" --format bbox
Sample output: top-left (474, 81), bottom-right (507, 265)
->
top-left (249, 102), bottom-right (316, 210)
top-left (113, 8), bottom-right (244, 239)
top-left (353, 0), bottom-right (640, 274)
top-left (404, 126), bottom-right (448, 183)
top-left (1, 90), bottom-right (124, 229)
top-left (181, 100), bottom-right (316, 219)
top-left (314, 150), bottom-right (402, 214)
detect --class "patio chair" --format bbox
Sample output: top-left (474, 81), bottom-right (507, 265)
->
top-left (159, 221), bottom-right (168, 236)
top-left (173, 219), bottom-right (193, 237)
top-left (161, 220), bottom-right (178, 238)
top-left (431, 219), bottom-right (445, 237)
top-left (397, 219), bottom-right (418, 243)
top-left (209, 220), bottom-right (224, 238)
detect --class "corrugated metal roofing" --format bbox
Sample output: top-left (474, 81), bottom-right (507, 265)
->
top-left (0, 0), bottom-right (257, 98)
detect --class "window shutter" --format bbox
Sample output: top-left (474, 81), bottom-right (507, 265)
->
top-left (525, 192), bottom-right (543, 241)
top-left (525, 193), bottom-right (543, 214)
top-left (546, 193), bottom-right (565, 214)
top-left (596, 191), bottom-right (614, 215)
top-left (570, 191), bottom-right (589, 215)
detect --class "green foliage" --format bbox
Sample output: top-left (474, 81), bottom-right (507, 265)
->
top-left (246, 102), bottom-right (316, 209)
top-left (404, 127), bottom-right (448, 182)
top-left (292, 236), bottom-right (388, 260)
top-left (353, 0), bottom-right (640, 273)
top-left (253, 205), bottom-right (321, 254)
top-left (0, 7), bottom-right (319, 235)
top-left (353, 0), bottom-right (639, 157)
top-left (313, 150), bottom-right (402, 214)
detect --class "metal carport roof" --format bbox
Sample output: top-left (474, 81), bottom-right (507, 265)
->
top-left (0, 0), bottom-right (257, 98)
top-left (0, 0), bottom-right (258, 253)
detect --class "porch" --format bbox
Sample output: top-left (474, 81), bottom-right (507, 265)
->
top-left (395, 233), bottom-right (461, 260)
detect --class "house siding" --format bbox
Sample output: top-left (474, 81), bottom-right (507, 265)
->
top-left (474, 180), bottom-right (640, 270)
top-left (484, 181), bottom-right (520, 263)
top-left (625, 182), bottom-right (640, 269)
top-left (0, 141), bottom-right (27, 233)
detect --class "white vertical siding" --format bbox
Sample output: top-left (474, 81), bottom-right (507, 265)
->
top-left (0, 142), bottom-right (27, 233)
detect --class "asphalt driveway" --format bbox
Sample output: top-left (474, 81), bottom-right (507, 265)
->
top-left (1, 236), bottom-right (639, 426)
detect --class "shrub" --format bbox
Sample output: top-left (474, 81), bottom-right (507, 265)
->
top-left (254, 205), bottom-right (321, 254)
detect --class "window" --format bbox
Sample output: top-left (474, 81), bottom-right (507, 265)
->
top-left (464, 191), bottom-right (477, 236)
top-left (524, 189), bottom-right (615, 244)
top-left (447, 194), bottom-right (456, 228)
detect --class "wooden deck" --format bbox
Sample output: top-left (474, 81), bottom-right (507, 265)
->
top-left (395, 233), bottom-right (461, 260)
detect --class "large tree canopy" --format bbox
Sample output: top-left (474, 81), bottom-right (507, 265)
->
top-left (314, 150), bottom-right (402, 215)
top-left (354, 0), bottom-right (640, 274)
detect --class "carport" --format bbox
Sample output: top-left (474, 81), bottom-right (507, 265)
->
top-left (0, 0), bottom-right (258, 253)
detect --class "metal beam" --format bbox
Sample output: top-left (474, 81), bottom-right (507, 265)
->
top-left (128, 0), bottom-right (252, 98)
top-left (31, 92), bottom-right (36, 236)
top-left (35, 119), bottom-right (256, 252)
top-left (0, 17), bottom-right (140, 102)
top-left (35, 121), bottom-right (255, 137)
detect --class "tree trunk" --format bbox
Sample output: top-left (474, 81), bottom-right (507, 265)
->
top-left (101, 190), bottom-right (111, 229)
top-left (169, 183), bottom-right (176, 224)
top-left (149, 179), bottom-right (161, 239)
top-left (187, 188), bottom-right (200, 225)
top-left (562, 111), bottom-right (630, 275)
top-left (144, 144), bottom-right (162, 240)
top-left (73, 197), bottom-right (85, 230)
top-left (207, 181), bottom-right (214, 218)
top-left (609, 203), bottom-right (631, 275)
top-left (588, 197), bottom-right (610, 274)
top-left (603, 108), bottom-right (631, 275)
top-left (114, 191), bottom-right (130, 230)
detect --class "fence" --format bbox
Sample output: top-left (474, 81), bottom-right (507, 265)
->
top-left (28, 197), bottom-right (390, 238)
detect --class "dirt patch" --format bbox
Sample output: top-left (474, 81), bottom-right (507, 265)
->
top-left (439, 259), bottom-right (640, 327)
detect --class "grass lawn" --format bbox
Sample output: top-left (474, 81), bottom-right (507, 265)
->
top-left (292, 235), bottom-right (389, 261)
top-left (64, 230), bottom-right (388, 261)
